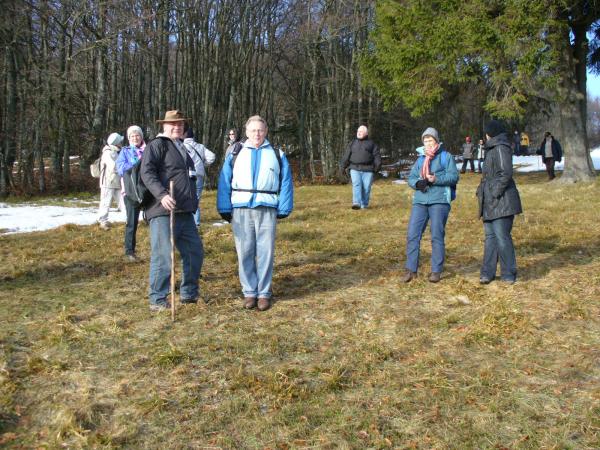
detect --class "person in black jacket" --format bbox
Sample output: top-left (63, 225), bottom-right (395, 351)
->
top-left (536, 131), bottom-right (563, 180)
top-left (340, 125), bottom-right (381, 209)
top-left (140, 110), bottom-right (204, 311)
top-left (476, 120), bottom-right (523, 285)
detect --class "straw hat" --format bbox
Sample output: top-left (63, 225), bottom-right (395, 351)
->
top-left (156, 110), bottom-right (190, 123)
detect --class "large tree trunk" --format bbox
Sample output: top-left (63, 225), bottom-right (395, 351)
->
top-left (557, 23), bottom-right (595, 183)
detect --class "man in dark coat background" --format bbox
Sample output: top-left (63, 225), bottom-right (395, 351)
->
top-left (340, 125), bottom-right (381, 210)
top-left (536, 131), bottom-right (563, 180)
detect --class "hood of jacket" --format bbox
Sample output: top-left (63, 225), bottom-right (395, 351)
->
top-left (485, 133), bottom-right (511, 150)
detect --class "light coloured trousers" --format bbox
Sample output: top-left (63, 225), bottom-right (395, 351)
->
top-left (231, 207), bottom-right (277, 299)
top-left (97, 187), bottom-right (124, 224)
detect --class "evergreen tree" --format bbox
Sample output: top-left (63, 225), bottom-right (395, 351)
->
top-left (362, 0), bottom-right (599, 182)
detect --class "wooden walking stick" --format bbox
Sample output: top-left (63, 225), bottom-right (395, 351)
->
top-left (170, 180), bottom-right (176, 321)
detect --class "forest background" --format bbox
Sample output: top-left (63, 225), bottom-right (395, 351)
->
top-left (1, 0), bottom-right (600, 197)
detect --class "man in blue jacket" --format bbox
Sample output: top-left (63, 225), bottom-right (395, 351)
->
top-left (217, 115), bottom-right (294, 311)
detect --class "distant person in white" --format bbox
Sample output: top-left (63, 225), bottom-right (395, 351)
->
top-left (182, 126), bottom-right (215, 226)
top-left (97, 132), bottom-right (124, 230)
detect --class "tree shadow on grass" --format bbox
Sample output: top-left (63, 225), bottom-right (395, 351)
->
top-left (518, 238), bottom-right (600, 281)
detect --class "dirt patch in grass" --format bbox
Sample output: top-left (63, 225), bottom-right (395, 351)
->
top-left (0, 173), bottom-right (599, 448)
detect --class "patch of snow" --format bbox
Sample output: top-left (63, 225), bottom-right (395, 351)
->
top-left (0, 203), bottom-right (125, 235)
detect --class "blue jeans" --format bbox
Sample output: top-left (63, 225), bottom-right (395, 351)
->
top-left (481, 216), bottom-right (517, 281)
top-left (350, 170), bottom-right (374, 208)
top-left (405, 203), bottom-right (450, 273)
top-left (231, 207), bottom-right (277, 298)
top-left (148, 213), bottom-right (203, 304)
top-left (193, 177), bottom-right (204, 226)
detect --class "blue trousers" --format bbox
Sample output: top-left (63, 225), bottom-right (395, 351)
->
top-left (405, 203), bottom-right (450, 273)
top-left (481, 216), bottom-right (517, 281)
top-left (231, 207), bottom-right (277, 298)
top-left (148, 213), bottom-right (203, 304)
top-left (193, 177), bottom-right (204, 226)
top-left (350, 169), bottom-right (374, 208)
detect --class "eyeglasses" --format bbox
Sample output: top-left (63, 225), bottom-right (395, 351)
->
top-left (228, 133), bottom-right (236, 136)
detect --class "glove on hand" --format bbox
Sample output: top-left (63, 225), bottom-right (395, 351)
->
top-left (415, 179), bottom-right (429, 192)
top-left (277, 214), bottom-right (288, 220)
top-left (219, 212), bottom-right (232, 223)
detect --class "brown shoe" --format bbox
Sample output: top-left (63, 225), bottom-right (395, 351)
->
top-left (257, 297), bottom-right (271, 311)
top-left (243, 297), bottom-right (257, 309)
top-left (428, 272), bottom-right (441, 283)
top-left (401, 271), bottom-right (417, 283)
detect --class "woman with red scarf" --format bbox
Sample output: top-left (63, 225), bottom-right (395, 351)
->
top-left (402, 127), bottom-right (459, 283)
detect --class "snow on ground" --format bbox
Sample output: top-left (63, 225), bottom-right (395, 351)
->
top-left (1, 148), bottom-right (599, 235)
top-left (514, 147), bottom-right (600, 172)
top-left (0, 202), bottom-right (124, 235)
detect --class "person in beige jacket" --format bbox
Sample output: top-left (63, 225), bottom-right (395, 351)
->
top-left (97, 132), bottom-right (125, 229)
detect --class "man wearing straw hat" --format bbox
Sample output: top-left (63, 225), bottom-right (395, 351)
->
top-left (141, 110), bottom-right (204, 311)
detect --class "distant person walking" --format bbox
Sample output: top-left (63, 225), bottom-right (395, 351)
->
top-left (402, 127), bottom-right (459, 283)
top-left (340, 125), bottom-right (381, 209)
top-left (116, 125), bottom-right (146, 260)
top-left (477, 120), bottom-right (522, 284)
top-left (217, 115), bottom-right (294, 311)
top-left (476, 138), bottom-right (486, 173)
top-left (520, 132), bottom-right (530, 156)
top-left (140, 110), bottom-right (203, 311)
top-left (512, 130), bottom-right (521, 155)
top-left (460, 136), bottom-right (476, 173)
top-left (536, 131), bottom-right (563, 180)
top-left (97, 132), bottom-right (125, 230)
top-left (183, 126), bottom-right (216, 226)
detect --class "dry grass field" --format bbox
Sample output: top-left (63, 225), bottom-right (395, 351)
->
top-left (0, 172), bottom-right (599, 449)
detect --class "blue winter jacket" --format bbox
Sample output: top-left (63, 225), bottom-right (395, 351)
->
top-left (116, 145), bottom-right (144, 176)
top-left (408, 145), bottom-right (459, 205)
top-left (217, 139), bottom-right (294, 217)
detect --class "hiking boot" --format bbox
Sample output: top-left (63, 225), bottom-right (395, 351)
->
top-left (149, 299), bottom-right (171, 311)
top-left (428, 272), bottom-right (441, 283)
top-left (243, 297), bottom-right (257, 309)
top-left (401, 271), bottom-right (417, 283)
top-left (124, 254), bottom-right (137, 262)
top-left (99, 222), bottom-right (111, 230)
top-left (351, 204), bottom-right (360, 210)
top-left (180, 297), bottom-right (198, 305)
top-left (257, 297), bottom-right (271, 311)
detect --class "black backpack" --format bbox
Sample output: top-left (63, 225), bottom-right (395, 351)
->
top-left (230, 142), bottom-right (283, 193)
top-left (122, 160), bottom-right (153, 209)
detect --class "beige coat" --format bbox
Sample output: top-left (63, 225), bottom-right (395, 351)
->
top-left (100, 145), bottom-right (121, 189)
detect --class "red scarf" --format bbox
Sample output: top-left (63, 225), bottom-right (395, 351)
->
top-left (421, 144), bottom-right (439, 179)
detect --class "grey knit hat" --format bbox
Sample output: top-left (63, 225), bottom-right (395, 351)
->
top-left (421, 127), bottom-right (440, 143)
top-left (107, 132), bottom-right (124, 146)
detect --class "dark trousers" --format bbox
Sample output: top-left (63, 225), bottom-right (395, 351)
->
top-left (543, 157), bottom-right (555, 180)
top-left (481, 215), bottom-right (517, 282)
top-left (461, 158), bottom-right (475, 173)
top-left (124, 196), bottom-right (141, 255)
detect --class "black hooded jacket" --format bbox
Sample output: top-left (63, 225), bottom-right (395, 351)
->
top-left (140, 136), bottom-right (198, 220)
top-left (476, 133), bottom-right (523, 221)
